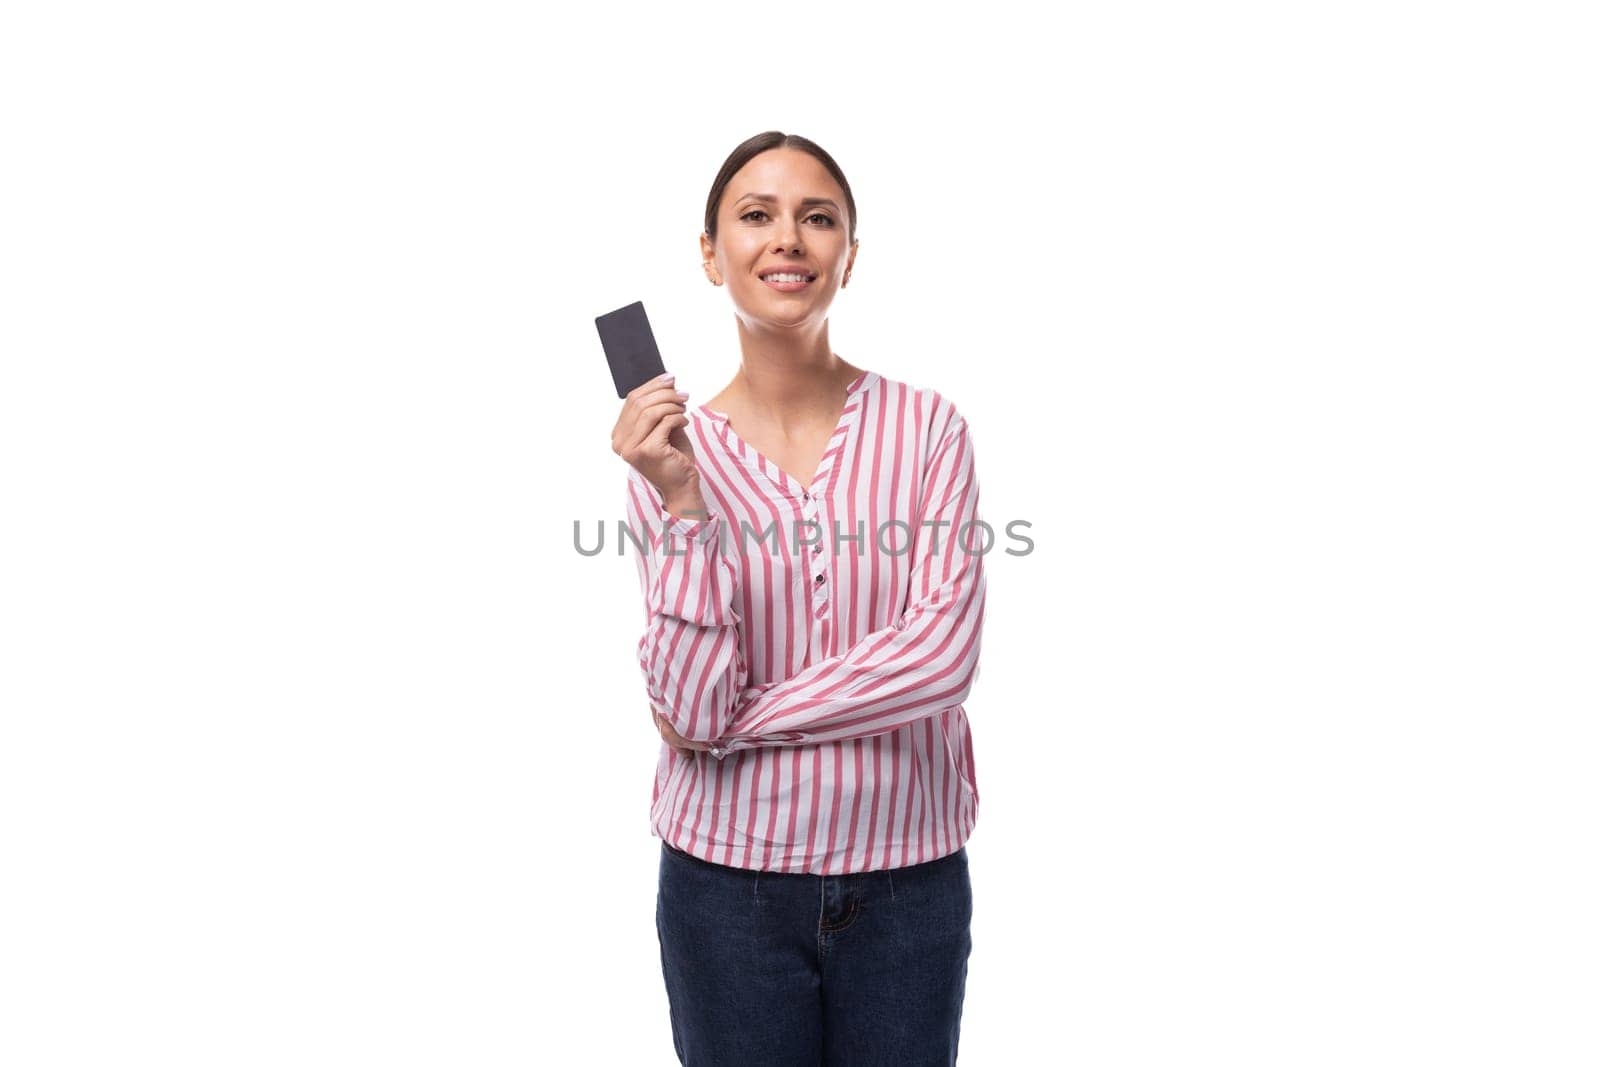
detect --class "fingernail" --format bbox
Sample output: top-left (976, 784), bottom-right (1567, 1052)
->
top-left (676, 391), bottom-right (689, 399)
top-left (657, 372), bottom-right (675, 381)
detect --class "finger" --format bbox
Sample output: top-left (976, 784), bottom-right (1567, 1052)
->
top-left (645, 412), bottom-right (690, 454)
top-left (655, 714), bottom-right (696, 752)
top-left (631, 397), bottom-right (688, 440)
top-left (626, 384), bottom-right (687, 419)
top-left (655, 715), bottom-right (687, 749)
top-left (622, 383), bottom-right (687, 433)
top-left (626, 373), bottom-right (677, 402)
top-left (614, 379), bottom-right (682, 447)
top-left (622, 398), bottom-right (689, 456)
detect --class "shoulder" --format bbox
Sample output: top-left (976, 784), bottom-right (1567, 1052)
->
top-left (869, 371), bottom-right (969, 446)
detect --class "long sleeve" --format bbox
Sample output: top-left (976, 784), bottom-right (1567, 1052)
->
top-left (714, 410), bottom-right (988, 752)
top-left (623, 467), bottom-right (747, 744)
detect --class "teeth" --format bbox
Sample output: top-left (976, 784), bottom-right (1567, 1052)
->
top-left (763, 273), bottom-right (812, 283)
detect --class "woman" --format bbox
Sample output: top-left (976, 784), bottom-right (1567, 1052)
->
top-left (611, 131), bottom-right (988, 1066)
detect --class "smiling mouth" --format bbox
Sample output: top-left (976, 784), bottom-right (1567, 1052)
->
top-left (760, 272), bottom-right (817, 291)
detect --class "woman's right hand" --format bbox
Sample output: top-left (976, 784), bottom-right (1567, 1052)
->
top-left (612, 373), bottom-right (702, 510)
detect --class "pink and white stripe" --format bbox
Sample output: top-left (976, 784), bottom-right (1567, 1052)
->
top-left (623, 369), bottom-right (987, 875)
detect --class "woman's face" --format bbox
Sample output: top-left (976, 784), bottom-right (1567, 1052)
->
top-left (702, 147), bottom-right (857, 330)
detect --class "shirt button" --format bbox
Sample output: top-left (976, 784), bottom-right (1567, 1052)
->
top-left (811, 543), bottom-right (823, 555)
top-left (814, 573), bottom-right (825, 585)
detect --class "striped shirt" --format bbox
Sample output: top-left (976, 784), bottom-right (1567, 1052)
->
top-left (623, 368), bottom-right (987, 875)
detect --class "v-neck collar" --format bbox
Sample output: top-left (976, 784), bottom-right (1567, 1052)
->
top-left (696, 369), bottom-right (877, 499)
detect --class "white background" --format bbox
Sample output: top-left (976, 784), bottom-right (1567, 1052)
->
top-left (3, 2), bottom-right (1596, 1064)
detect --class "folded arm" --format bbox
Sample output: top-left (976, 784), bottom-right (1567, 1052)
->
top-left (624, 467), bottom-right (746, 745)
top-left (714, 410), bottom-right (988, 752)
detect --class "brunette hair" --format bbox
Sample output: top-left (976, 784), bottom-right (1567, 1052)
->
top-left (703, 131), bottom-right (858, 246)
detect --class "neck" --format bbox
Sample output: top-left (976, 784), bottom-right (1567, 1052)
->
top-left (726, 321), bottom-right (859, 428)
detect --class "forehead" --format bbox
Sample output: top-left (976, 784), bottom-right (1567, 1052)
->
top-left (724, 148), bottom-right (843, 205)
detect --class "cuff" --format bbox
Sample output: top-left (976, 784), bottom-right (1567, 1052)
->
top-left (652, 496), bottom-right (721, 546)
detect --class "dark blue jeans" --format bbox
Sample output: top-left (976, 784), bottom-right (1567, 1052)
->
top-left (655, 841), bottom-right (973, 1065)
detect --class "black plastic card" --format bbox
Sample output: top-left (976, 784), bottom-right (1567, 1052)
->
top-left (595, 300), bottom-right (668, 398)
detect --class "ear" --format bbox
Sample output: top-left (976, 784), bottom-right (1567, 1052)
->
top-left (699, 232), bottom-right (721, 285)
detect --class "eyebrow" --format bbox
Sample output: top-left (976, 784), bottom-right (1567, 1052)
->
top-left (736, 193), bottom-right (842, 212)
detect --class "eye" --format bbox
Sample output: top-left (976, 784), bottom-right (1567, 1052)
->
top-left (739, 209), bottom-right (837, 226)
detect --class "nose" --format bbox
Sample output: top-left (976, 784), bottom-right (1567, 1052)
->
top-left (774, 218), bottom-right (803, 254)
